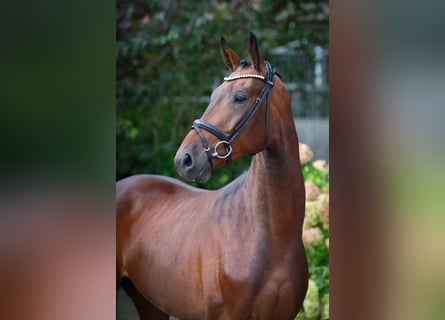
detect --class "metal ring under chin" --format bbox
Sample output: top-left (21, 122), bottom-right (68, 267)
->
top-left (211, 141), bottom-right (232, 159)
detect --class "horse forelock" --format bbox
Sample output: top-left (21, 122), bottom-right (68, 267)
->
top-left (240, 59), bottom-right (251, 69)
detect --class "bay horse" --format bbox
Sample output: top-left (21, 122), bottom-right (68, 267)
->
top-left (117, 32), bottom-right (308, 320)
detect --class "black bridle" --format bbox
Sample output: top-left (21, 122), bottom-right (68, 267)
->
top-left (192, 61), bottom-right (275, 167)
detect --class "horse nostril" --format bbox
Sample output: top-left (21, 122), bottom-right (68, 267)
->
top-left (182, 153), bottom-right (193, 169)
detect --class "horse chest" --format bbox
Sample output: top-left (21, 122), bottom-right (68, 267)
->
top-left (214, 219), bottom-right (267, 276)
top-left (206, 224), bottom-right (304, 319)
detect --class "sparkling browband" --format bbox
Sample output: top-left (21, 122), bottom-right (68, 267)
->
top-left (223, 74), bottom-right (266, 81)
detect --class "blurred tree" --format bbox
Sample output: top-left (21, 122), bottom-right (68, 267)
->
top-left (116, 0), bottom-right (328, 188)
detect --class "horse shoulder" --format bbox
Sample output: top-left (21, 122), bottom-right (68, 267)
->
top-left (116, 175), bottom-right (198, 274)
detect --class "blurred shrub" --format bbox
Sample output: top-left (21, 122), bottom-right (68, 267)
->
top-left (296, 143), bottom-right (329, 320)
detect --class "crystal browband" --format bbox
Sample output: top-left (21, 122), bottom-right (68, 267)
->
top-left (223, 74), bottom-right (266, 81)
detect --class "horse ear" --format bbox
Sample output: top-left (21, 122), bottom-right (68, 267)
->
top-left (248, 32), bottom-right (264, 72)
top-left (221, 36), bottom-right (241, 71)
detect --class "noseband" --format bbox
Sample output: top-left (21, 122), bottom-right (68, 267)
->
top-left (192, 61), bottom-right (275, 167)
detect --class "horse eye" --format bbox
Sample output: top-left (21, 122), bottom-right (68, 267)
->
top-left (234, 94), bottom-right (247, 103)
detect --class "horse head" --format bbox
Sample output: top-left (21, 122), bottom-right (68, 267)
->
top-left (175, 32), bottom-right (284, 183)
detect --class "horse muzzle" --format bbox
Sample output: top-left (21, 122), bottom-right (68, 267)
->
top-left (174, 147), bottom-right (211, 183)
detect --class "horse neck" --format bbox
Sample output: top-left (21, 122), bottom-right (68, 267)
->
top-left (244, 106), bottom-right (305, 240)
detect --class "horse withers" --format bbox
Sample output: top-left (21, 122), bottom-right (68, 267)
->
top-left (117, 32), bottom-right (308, 320)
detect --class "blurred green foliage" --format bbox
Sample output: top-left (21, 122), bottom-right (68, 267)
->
top-left (116, 0), bottom-right (328, 189)
top-left (303, 161), bottom-right (329, 192)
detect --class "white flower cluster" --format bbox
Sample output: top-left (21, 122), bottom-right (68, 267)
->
top-left (303, 185), bottom-right (329, 247)
top-left (297, 143), bottom-right (330, 320)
